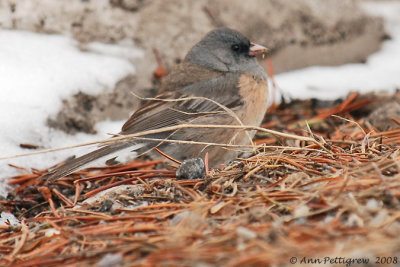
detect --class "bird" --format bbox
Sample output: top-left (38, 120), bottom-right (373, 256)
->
top-left (41, 27), bottom-right (270, 182)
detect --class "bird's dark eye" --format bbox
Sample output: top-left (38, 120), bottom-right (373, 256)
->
top-left (231, 44), bottom-right (240, 51)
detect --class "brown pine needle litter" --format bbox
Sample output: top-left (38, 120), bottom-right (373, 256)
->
top-left (1, 92), bottom-right (400, 266)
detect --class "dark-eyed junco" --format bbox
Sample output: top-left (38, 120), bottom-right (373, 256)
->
top-left (42, 27), bottom-right (270, 182)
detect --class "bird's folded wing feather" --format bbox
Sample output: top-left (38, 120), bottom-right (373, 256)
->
top-left (121, 64), bottom-right (243, 135)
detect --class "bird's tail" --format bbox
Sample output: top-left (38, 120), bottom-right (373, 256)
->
top-left (40, 142), bottom-right (132, 182)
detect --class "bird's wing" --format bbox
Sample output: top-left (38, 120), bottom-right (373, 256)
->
top-left (121, 70), bottom-right (243, 135)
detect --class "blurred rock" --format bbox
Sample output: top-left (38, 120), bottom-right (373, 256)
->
top-left (0, 0), bottom-right (385, 133)
top-left (176, 158), bottom-right (206, 180)
top-left (109, 0), bottom-right (149, 11)
top-left (368, 100), bottom-right (400, 131)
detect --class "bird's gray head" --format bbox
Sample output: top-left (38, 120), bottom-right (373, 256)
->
top-left (185, 27), bottom-right (269, 73)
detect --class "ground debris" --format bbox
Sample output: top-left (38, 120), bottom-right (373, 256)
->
top-left (1, 92), bottom-right (400, 266)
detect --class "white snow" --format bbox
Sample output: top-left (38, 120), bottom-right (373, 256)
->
top-left (86, 40), bottom-right (144, 60)
top-left (0, 30), bottom-right (138, 196)
top-left (0, 211), bottom-right (20, 226)
top-left (274, 1), bottom-right (400, 101)
top-left (0, 1), bottom-right (400, 202)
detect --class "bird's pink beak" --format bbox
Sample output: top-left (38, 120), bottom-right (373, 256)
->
top-left (249, 42), bottom-right (270, 57)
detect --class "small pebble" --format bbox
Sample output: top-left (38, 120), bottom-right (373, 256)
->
top-left (176, 158), bottom-right (205, 180)
top-left (236, 226), bottom-right (257, 240)
top-left (97, 253), bottom-right (123, 267)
